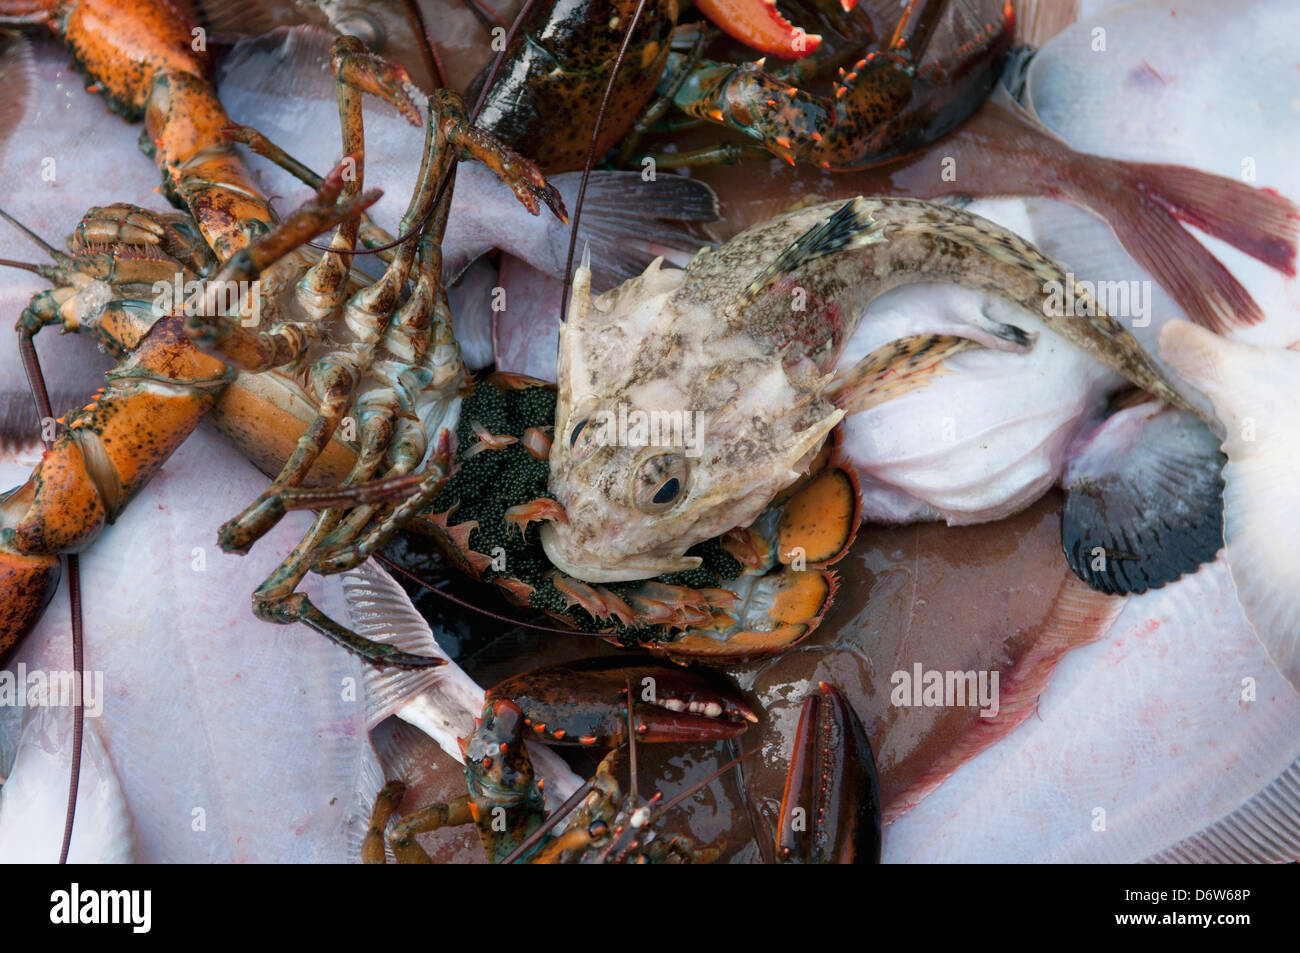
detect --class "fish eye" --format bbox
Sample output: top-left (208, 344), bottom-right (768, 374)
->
top-left (566, 411), bottom-right (605, 463)
top-left (633, 454), bottom-right (689, 514)
top-left (569, 418), bottom-right (588, 448)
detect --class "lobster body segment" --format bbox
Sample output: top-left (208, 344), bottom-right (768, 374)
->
top-left (471, 0), bottom-right (680, 172)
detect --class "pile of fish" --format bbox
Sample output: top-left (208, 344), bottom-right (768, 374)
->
top-left (1, 0), bottom-right (1298, 863)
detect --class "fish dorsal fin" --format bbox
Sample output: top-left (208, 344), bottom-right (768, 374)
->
top-left (738, 198), bottom-right (889, 309)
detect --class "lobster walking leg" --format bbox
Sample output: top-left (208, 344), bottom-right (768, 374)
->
top-left (0, 177), bottom-right (380, 654)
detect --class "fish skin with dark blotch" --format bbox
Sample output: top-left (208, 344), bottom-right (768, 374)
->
top-left (543, 195), bottom-right (1192, 584)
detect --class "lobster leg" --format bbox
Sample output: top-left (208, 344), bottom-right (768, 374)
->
top-left (361, 781), bottom-right (474, 864)
top-left (0, 176), bottom-right (380, 654)
top-left (215, 82), bottom-right (561, 551)
top-left (1, 0), bottom-right (276, 260)
top-left (238, 437), bottom-right (454, 667)
top-left (222, 124), bottom-right (398, 260)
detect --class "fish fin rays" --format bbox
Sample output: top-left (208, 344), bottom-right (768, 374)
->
top-left (0, 34), bottom-right (34, 154)
top-left (827, 334), bottom-right (979, 415)
top-left (1145, 755), bottom-right (1300, 863)
top-left (340, 561), bottom-right (462, 731)
top-left (885, 574), bottom-right (1123, 823)
top-left (567, 172), bottom-right (719, 286)
top-left (740, 198), bottom-right (888, 307)
top-left (1062, 403), bottom-right (1225, 596)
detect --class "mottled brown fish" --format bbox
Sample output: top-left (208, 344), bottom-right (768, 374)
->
top-left (542, 196), bottom-right (1190, 583)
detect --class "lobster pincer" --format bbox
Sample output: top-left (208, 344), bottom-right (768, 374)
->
top-left (363, 657), bottom-right (755, 864)
top-left (776, 682), bottom-right (881, 864)
top-left (486, 655), bottom-right (758, 747)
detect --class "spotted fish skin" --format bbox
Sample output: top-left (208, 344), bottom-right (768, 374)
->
top-left (543, 196), bottom-right (1190, 584)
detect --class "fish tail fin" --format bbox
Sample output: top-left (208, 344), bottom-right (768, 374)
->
top-left (1061, 402), bottom-right (1224, 596)
top-left (1078, 157), bottom-right (1298, 333)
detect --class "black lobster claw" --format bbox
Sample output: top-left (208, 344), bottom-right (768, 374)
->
top-left (776, 682), bottom-right (881, 863)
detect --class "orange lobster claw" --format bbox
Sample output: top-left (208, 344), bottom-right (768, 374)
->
top-left (695, 0), bottom-right (822, 59)
top-left (0, 549), bottom-right (61, 661)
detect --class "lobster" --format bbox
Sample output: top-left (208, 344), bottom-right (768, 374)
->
top-left (363, 660), bottom-right (881, 864)
top-left (470, 0), bottom-right (1012, 173)
top-left (0, 0), bottom-right (573, 666)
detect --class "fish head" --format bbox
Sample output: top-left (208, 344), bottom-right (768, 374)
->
top-left (542, 254), bottom-right (843, 584)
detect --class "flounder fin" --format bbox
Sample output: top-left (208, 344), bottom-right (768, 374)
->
top-left (1061, 402), bottom-right (1224, 596)
top-left (1145, 755), bottom-right (1300, 863)
top-left (828, 334), bottom-right (978, 415)
top-left (341, 561), bottom-right (460, 731)
top-left (1013, 0), bottom-right (1078, 48)
top-left (0, 34), bottom-right (34, 153)
top-left (886, 574), bottom-right (1123, 823)
top-left (1, 390), bottom-right (91, 453)
top-left (197, 0), bottom-right (312, 40)
top-left (1160, 319), bottom-right (1300, 694)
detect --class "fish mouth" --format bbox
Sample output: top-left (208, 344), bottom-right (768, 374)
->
top-left (540, 523), bottom-right (703, 583)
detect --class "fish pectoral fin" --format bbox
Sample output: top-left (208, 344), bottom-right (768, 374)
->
top-left (1061, 403), bottom-right (1225, 597)
top-left (827, 334), bottom-right (979, 415)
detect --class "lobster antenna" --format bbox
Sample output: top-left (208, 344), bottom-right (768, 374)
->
top-left (17, 327), bottom-right (85, 864)
top-left (0, 257), bottom-right (40, 273)
top-left (458, 0), bottom-right (508, 32)
top-left (646, 747), bottom-right (758, 829)
top-left (0, 205), bottom-right (63, 259)
top-left (559, 0), bottom-right (652, 323)
top-left (305, 0), bottom-right (544, 257)
top-left (402, 0), bottom-right (446, 90)
top-left (596, 748), bottom-right (757, 864)
top-left (372, 551), bottom-right (608, 637)
top-left (497, 777), bottom-right (596, 865)
top-left (625, 674), bottom-right (639, 807)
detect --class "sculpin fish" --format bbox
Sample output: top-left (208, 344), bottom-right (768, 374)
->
top-left (543, 196), bottom-right (1191, 583)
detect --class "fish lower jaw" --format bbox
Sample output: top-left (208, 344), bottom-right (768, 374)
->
top-left (539, 524), bottom-right (703, 584)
